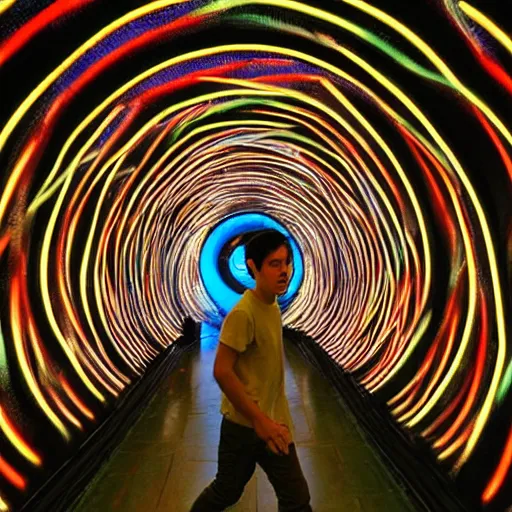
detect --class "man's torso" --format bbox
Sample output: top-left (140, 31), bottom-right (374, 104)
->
top-left (218, 290), bottom-right (294, 440)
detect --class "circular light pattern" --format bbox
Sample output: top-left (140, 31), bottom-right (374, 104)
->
top-left (199, 212), bottom-right (303, 319)
top-left (0, 1), bottom-right (511, 510)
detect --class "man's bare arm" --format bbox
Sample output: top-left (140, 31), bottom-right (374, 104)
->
top-left (213, 342), bottom-right (265, 424)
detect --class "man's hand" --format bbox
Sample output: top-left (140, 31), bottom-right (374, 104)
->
top-left (253, 416), bottom-right (292, 455)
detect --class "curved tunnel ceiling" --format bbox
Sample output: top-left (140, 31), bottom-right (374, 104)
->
top-left (0, 0), bottom-right (511, 510)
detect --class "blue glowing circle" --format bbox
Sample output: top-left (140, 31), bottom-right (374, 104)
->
top-left (199, 213), bottom-right (303, 316)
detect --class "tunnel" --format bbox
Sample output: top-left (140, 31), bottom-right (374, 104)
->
top-left (0, 1), bottom-right (511, 511)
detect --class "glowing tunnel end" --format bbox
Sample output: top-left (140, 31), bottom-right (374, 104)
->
top-left (199, 212), bottom-right (303, 320)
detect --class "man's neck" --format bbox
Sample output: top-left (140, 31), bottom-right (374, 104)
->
top-left (250, 286), bottom-right (276, 305)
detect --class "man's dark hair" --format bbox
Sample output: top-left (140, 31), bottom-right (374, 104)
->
top-left (245, 229), bottom-right (292, 279)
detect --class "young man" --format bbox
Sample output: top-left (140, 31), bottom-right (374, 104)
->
top-left (190, 230), bottom-right (312, 511)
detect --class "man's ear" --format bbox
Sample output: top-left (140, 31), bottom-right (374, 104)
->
top-left (246, 258), bottom-right (256, 276)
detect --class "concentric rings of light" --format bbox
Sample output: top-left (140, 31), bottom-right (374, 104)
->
top-left (199, 212), bottom-right (303, 318)
top-left (0, 1), bottom-right (510, 509)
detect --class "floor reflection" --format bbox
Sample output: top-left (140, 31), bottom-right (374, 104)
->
top-left (74, 326), bottom-right (415, 511)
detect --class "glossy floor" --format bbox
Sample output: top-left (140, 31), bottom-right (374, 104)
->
top-left (74, 338), bottom-right (416, 511)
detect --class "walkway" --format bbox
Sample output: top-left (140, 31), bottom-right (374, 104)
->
top-left (74, 332), bottom-right (415, 511)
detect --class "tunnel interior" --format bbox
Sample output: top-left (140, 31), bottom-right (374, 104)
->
top-left (0, 0), bottom-right (511, 511)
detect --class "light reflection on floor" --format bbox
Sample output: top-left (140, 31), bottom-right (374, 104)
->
top-left (74, 330), bottom-right (415, 511)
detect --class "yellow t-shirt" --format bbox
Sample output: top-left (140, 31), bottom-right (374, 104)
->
top-left (217, 289), bottom-right (295, 441)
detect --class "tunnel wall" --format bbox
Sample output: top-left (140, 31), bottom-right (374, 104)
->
top-left (0, 1), bottom-right (511, 510)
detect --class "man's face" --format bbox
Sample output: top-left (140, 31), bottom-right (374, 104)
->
top-left (252, 244), bottom-right (292, 295)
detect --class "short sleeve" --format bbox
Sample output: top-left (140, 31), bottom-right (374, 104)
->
top-left (219, 309), bottom-right (254, 353)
